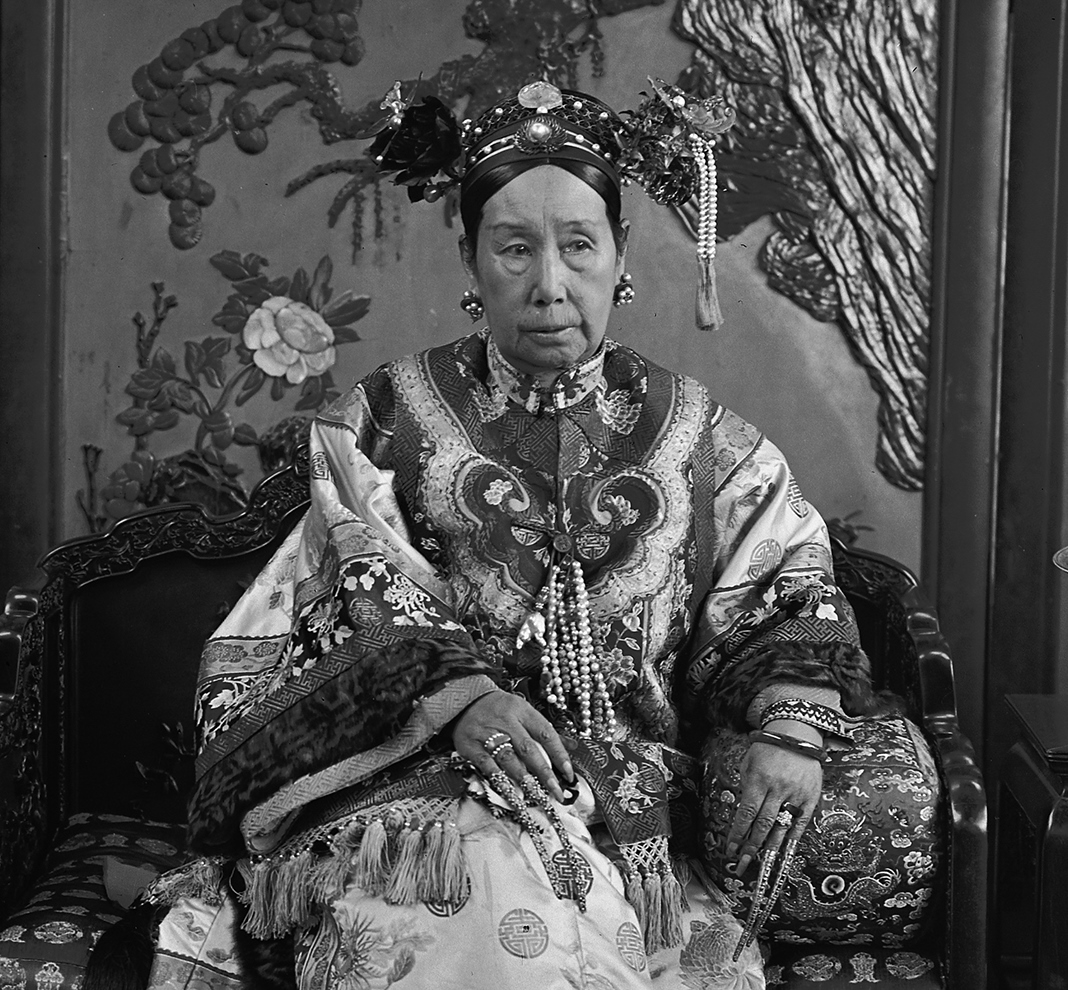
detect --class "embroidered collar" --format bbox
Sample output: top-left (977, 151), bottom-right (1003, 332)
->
top-left (485, 331), bottom-right (607, 414)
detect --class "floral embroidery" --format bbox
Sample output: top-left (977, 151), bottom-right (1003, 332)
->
top-left (384, 574), bottom-right (436, 626)
top-left (483, 479), bottom-right (513, 506)
top-left (713, 447), bottom-right (737, 471)
top-left (599, 645), bottom-right (638, 690)
top-left (596, 387), bottom-right (642, 434)
top-left (815, 601), bottom-right (839, 621)
top-left (347, 557), bottom-right (390, 592)
top-left (603, 493), bottom-right (640, 527)
top-left (306, 599), bottom-right (342, 637)
top-left (614, 763), bottom-right (658, 814)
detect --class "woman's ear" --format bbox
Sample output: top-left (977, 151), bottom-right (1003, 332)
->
top-left (616, 220), bottom-right (631, 276)
top-left (458, 235), bottom-right (476, 280)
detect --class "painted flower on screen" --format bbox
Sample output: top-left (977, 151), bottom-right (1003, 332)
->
top-left (242, 296), bottom-right (336, 384)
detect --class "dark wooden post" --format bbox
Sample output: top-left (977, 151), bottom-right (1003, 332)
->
top-left (924, 0), bottom-right (1011, 759)
top-left (0, 0), bottom-right (67, 588)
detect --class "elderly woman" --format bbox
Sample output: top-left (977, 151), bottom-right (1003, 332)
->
top-left (144, 83), bottom-right (942, 990)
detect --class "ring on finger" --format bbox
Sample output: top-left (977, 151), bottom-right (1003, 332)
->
top-left (484, 731), bottom-right (509, 752)
top-left (520, 773), bottom-right (551, 805)
top-left (775, 809), bottom-right (794, 828)
top-left (489, 740), bottom-right (515, 759)
top-left (782, 802), bottom-right (802, 818)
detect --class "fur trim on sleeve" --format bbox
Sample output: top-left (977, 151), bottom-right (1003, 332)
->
top-left (705, 641), bottom-right (888, 731)
top-left (187, 638), bottom-right (498, 857)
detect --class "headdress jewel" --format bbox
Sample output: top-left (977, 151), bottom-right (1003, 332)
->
top-left (368, 79), bottom-right (735, 331)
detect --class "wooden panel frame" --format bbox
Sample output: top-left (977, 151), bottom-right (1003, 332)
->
top-left (0, 0), bottom-right (67, 589)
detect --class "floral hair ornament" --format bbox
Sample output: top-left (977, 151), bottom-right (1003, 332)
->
top-left (619, 79), bottom-right (735, 331)
top-left (366, 79), bottom-right (734, 329)
top-left (366, 80), bottom-right (464, 204)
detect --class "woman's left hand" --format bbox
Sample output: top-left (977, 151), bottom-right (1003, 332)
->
top-left (725, 727), bottom-right (823, 876)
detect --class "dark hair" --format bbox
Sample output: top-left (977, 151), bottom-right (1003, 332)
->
top-left (460, 159), bottom-right (626, 256)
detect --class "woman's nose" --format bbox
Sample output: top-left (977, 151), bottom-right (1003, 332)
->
top-left (530, 251), bottom-right (566, 307)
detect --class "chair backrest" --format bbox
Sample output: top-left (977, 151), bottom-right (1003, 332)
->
top-left (0, 453), bottom-right (310, 912)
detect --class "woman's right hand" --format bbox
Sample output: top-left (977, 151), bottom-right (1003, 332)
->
top-left (452, 689), bottom-right (575, 803)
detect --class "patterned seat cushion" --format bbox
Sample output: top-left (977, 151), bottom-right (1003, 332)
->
top-left (0, 814), bottom-right (187, 990)
top-left (700, 713), bottom-right (945, 950)
top-left (765, 945), bottom-right (943, 987)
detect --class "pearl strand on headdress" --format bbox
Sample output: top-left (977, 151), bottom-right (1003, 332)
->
top-left (690, 135), bottom-right (718, 268)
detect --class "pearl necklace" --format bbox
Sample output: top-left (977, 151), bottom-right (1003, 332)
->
top-left (517, 545), bottom-right (617, 738)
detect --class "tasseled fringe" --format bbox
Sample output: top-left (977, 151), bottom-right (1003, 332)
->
top-left (622, 865), bottom-right (686, 956)
top-left (624, 869), bottom-right (646, 939)
top-left (142, 857), bottom-right (226, 907)
top-left (696, 255), bottom-right (723, 332)
top-left (243, 850), bottom-right (316, 938)
top-left (438, 821), bottom-right (466, 902)
top-left (643, 871), bottom-right (663, 953)
top-left (660, 866), bottom-right (685, 947)
top-left (383, 817), bottom-right (425, 905)
top-left (351, 817), bottom-right (389, 895)
top-left (239, 803), bottom-right (468, 938)
top-left (671, 855), bottom-right (693, 914)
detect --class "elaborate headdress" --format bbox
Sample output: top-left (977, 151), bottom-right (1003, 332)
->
top-left (369, 79), bottom-right (734, 331)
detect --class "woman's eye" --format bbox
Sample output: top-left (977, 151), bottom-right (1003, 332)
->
top-left (502, 244), bottom-right (530, 257)
top-left (564, 240), bottom-right (592, 253)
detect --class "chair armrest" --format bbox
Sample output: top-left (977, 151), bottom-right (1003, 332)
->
top-left (926, 717), bottom-right (988, 990)
top-left (901, 589), bottom-right (988, 988)
top-left (0, 585), bottom-right (51, 920)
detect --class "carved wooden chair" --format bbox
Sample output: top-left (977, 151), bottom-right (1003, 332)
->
top-left (0, 456), bottom-right (987, 989)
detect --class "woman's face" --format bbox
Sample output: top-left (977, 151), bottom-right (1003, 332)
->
top-left (463, 165), bottom-right (626, 381)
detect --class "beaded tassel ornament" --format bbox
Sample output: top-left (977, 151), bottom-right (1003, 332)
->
top-left (618, 78), bottom-right (734, 331)
top-left (518, 552), bottom-right (617, 738)
top-left (690, 135), bottom-right (722, 331)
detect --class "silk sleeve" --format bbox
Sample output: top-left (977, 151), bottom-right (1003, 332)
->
top-left (187, 383), bottom-right (500, 856)
top-left (685, 423), bottom-right (876, 731)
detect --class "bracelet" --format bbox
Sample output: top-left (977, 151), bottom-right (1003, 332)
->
top-left (749, 729), bottom-right (827, 761)
top-left (761, 698), bottom-right (839, 735)
top-left (764, 700), bottom-right (862, 739)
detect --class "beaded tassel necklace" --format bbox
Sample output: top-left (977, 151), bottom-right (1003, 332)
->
top-left (518, 539), bottom-right (617, 739)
